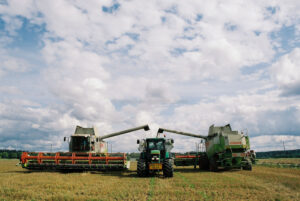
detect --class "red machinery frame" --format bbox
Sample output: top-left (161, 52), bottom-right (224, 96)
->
top-left (21, 152), bottom-right (127, 165)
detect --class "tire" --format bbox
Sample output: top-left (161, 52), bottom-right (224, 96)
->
top-left (199, 155), bottom-right (209, 170)
top-left (137, 160), bottom-right (147, 177)
top-left (243, 160), bottom-right (252, 171)
top-left (209, 157), bottom-right (218, 172)
top-left (163, 159), bottom-right (173, 177)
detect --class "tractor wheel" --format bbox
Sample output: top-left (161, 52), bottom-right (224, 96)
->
top-left (163, 159), bottom-right (173, 178)
top-left (137, 160), bottom-right (147, 177)
top-left (209, 157), bottom-right (218, 172)
top-left (199, 155), bottom-right (209, 170)
top-left (243, 159), bottom-right (252, 171)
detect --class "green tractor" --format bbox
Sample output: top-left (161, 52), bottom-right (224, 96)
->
top-left (137, 137), bottom-right (174, 177)
top-left (158, 124), bottom-right (253, 172)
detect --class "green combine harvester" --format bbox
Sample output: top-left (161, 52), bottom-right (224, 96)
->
top-left (158, 124), bottom-right (253, 171)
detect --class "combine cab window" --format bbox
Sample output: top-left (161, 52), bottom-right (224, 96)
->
top-left (71, 137), bottom-right (90, 152)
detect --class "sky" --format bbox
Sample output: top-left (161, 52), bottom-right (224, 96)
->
top-left (0, 0), bottom-right (300, 153)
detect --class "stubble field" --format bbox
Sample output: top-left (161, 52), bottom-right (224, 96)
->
top-left (0, 159), bottom-right (300, 201)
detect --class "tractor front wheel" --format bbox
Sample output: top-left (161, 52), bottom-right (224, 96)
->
top-left (137, 160), bottom-right (147, 177)
top-left (163, 159), bottom-right (173, 177)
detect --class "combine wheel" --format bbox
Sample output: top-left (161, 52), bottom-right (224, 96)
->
top-left (209, 157), bottom-right (218, 172)
top-left (137, 160), bottom-right (147, 177)
top-left (199, 155), bottom-right (209, 170)
top-left (163, 159), bottom-right (173, 177)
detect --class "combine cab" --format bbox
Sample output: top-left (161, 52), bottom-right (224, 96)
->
top-left (20, 125), bottom-right (150, 171)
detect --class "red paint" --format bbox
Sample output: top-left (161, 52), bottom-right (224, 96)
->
top-left (20, 152), bottom-right (126, 165)
top-left (230, 142), bottom-right (242, 145)
top-left (175, 155), bottom-right (197, 159)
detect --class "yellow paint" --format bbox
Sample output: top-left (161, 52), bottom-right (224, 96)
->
top-left (149, 163), bottom-right (162, 170)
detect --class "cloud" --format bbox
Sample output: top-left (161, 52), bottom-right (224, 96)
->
top-left (271, 48), bottom-right (300, 96)
top-left (0, 50), bottom-right (29, 76)
top-left (162, 91), bottom-right (300, 137)
top-left (251, 135), bottom-right (300, 151)
top-left (0, 86), bottom-right (20, 94)
top-left (0, 0), bottom-right (300, 152)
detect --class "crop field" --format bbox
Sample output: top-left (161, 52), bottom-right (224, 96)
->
top-left (1, 159), bottom-right (300, 201)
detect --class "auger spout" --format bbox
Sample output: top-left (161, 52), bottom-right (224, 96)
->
top-left (99, 124), bottom-right (150, 140)
top-left (157, 128), bottom-right (207, 139)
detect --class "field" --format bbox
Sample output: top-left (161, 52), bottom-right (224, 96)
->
top-left (1, 159), bottom-right (300, 201)
top-left (256, 158), bottom-right (300, 164)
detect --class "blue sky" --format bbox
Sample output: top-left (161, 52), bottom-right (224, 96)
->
top-left (0, 0), bottom-right (300, 152)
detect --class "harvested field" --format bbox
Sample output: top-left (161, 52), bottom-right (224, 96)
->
top-left (0, 159), bottom-right (300, 201)
top-left (257, 158), bottom-right (300, 165)
top-left (256, 158), bottom-right (300, 168)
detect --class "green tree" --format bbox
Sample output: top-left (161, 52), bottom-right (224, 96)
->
top-left (17, 152), bottom-right (22, 159)
top-left (9, 152), bottom-right (17, 159)
top-left (0, 152), bottom-right (2, 158)
top-left (2, 152), bottom-right (8, 158)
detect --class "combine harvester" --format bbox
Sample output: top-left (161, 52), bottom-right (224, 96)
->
top-left (158, 124), bottom-right (254, 171)
top-left (20, 125), bottom-right (149, 171)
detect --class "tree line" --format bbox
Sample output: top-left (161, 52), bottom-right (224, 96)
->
top-left (256, 149), bottom-right (300, 159)
top-left (0, 150), bottom-right (24, 159)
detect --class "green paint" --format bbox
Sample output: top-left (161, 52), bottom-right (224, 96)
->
top-left (150, 150), bottom-right (160, 155)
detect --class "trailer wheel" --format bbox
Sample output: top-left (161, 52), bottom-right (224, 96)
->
top-left (137, 160), bottom-right (147, 177)
top-left (209, 157), bottom-right (218, 172)
top-left (163, 159), bottom-right (173, 177)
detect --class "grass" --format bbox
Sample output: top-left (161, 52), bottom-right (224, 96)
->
top-left (1, 159), bottom-right (300, 200)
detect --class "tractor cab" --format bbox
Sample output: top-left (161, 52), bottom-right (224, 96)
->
top-left (147, 138), bottom-right (165, 164)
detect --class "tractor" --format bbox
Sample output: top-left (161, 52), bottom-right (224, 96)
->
top-left (136, 137), bottom-right (174, 177)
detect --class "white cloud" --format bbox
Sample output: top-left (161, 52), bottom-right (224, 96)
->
top-left (163, 91), bottom-right (300, 137)
top-left (0, 50), bottom-right (29, 76)
top-left (271, 48), bottom-right (300, 96)
top-left (0, 0), bottom-right (300, 152)
top-left (252, 135), bottom-right (300, 151)
top-left (0, 86), bottom-right (20, 94)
